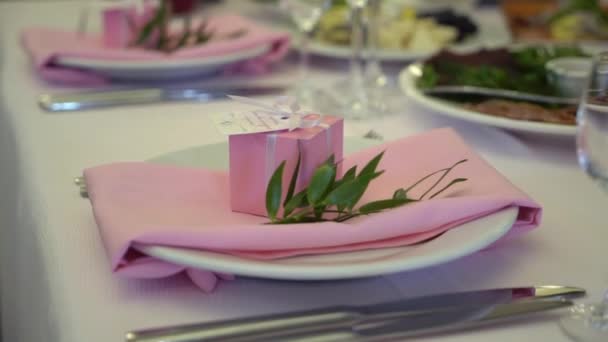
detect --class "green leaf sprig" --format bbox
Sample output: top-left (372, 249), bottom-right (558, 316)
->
top-left (129, 0), bottom-right (247, 53)
top-left (265, 152), bottom-right (468, 224)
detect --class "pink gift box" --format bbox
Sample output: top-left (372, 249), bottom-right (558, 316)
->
top-left (229, 115), bottom-right (344, 217)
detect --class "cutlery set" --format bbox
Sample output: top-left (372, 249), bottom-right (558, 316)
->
top-left (125, 285), bottom-right (584, 342)
top-left (39, 85), bottom-right (287, 112)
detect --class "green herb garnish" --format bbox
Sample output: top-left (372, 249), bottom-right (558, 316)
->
top-left (417, 46), bottom-right (589, 97)
top-left (265, 152), bottom-right (468, 224)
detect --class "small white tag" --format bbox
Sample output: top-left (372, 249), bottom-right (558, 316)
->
top-left (209, 111), bottom-right (291, 135)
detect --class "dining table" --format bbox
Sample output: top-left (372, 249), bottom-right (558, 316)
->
top-left (0, 1), bottom-right (607, 341)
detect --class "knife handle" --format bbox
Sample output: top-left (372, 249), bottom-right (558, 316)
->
top-left (39, 89), bottom-right (164, 112)
top-left (125, 308), bottom-right (361, 342)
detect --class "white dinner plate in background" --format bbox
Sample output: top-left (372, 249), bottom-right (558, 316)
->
top-left (56, 44), bottom-right (271, 81)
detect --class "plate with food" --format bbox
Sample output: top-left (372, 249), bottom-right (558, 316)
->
top-left (305, 2), bottom-right (510, 61)
top-left (399, 45), bottom-right (591, 136)
top-left (502, 0), bottom-right (608, 43)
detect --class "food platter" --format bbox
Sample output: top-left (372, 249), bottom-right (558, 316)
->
top-left (399, 62), bottom-right (577, 136)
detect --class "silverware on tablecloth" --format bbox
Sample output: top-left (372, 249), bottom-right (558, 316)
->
top-left (39, 85), bottom-right (287, 112)
top-left (124, 285), bottom-right (585, 342)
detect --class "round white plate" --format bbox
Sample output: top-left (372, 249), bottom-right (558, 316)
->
top-left (56, 44), bottom-right (271, 81)
top-left (294, 9), bottom-right (511, 62)
top-left (134, 137), bottom-right (518, 280)
top-left (399, 64), bottom-right (577, 137)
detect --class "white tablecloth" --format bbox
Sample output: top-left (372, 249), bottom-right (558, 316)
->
top-left (1, 1), bottom-right (607, 341)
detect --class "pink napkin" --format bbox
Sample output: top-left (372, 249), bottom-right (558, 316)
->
top-left (84, 128), bottom-right (541, 292)
top-left (21, 14), bottom-right (290, 85)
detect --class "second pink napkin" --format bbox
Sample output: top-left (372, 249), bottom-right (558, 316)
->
top-left (21, 14), bottom-right (290, 84)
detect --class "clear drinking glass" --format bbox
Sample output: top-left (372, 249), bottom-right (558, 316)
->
top-left (327, 0), bottom-right (393, 119)
top-left (559, 51), bottom-right (608, 342)
top-left (279, 0), bottom-right (330, 108)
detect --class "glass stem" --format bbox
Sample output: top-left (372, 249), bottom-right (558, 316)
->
top-left (349, 4), bottom-right (365, 90)
top-left (364, 0), bottom-right (386, 87)
top-left (298, 29), bottom-right (312, 89)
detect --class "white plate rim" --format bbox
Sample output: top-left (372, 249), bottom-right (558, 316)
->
top-left (56, 44), bottom-right (271, 71)
top-left (132, 139), bottom-right (518, 281)
top-left (137, 207), bottom-right (516, 280)
top-left (399, 64), bottom-right (577, 137)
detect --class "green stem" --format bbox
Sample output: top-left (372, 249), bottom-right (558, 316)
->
top-left (419, 159), bottom-right (467, 200)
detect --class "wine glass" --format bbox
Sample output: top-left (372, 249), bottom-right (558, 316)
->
top-left (279, 0), bottom-right (330, 108)
top-left (326, 0), bottom-right (393, 119)
top-left (559, 52), bottom-right (608, 341)
top-left (362, 0), bottom-right (398, 115)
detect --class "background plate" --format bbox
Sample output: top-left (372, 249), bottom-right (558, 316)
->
top-left (399, 64), bottom-right (577, 137)
top-left (134, 137), bottom-right (518, 280)
top-left (56, 44), bottom-right (271, 81)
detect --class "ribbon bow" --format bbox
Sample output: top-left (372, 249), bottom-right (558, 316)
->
top-left (228, 95), bottom-right (321, 131)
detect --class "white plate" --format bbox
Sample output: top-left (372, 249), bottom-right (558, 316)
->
top-left (399, 64), bottom-right (577, 137)
top-left (133, 137), bottom-right (518, 281)
top-left (299, 9), bottom-right (511, 62)
top-left (56, 44), bottom-right (271, 81)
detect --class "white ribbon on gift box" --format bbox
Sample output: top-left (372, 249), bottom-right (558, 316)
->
top-left (228, 95), bottom-right (334, 186)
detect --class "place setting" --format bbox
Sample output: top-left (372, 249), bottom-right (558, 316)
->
top-left (5, 1), bottom-right (608, 342)
top-left (57, 0), bottom-right (608, 340)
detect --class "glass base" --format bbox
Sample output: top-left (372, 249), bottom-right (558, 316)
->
top-left (559, 302), bottom-right (608, 342)
top-left (322, 78), bottom-right (397, 120)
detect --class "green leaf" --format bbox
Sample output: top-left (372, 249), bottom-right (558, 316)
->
top-left (324, 170), bottom-right (382, 210)
top-left (283, 153), bottom-right (301, 207)
top-left (429, 178), bottom-right (468, 199)
top-left (306, 164), bottom-right (336, 205)
top-left (393, 188), bottom-right (407, 200)
top-left (283, 190), bottom-right (307, 218)
top-left (359, 151), bottom-right (385, 177)
top-left (346, 170), bottom-right (384, 210)
top-left (133, 0), bottom-right (166, 46)
top-left (359, 198), bottom-right (416, 214)
top-left (265, 161), bottom-right (286, 221)
top-left (314, 205), bottom-right (325, 219)
top-left (334, 165), bottom-right (357, 212)
top-left (323, 154), bottom-right (336, 167)
top-left (342, 165), bottom-right (357, 182)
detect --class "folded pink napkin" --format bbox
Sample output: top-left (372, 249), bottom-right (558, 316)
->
top-left (21, 14), bottom-right (290, 84)
top-left (84, 128), bottom-right (541, 292)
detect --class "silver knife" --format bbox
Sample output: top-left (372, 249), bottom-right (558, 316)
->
top-left (124, 285), bottom-right (584, 342)
top-left (39, 85), bottom-right (286, 112)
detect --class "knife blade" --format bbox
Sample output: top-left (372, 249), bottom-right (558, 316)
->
top-left (38, 85), bottom-right (286, 112)
top-left (124, 285), bottom-right (584, 342)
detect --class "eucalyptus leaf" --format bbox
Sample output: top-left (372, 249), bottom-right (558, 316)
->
top-left (393, 188), bottom-right (407, 200)
top-left (323, 154), bottom-right (336, 167)
top-left (359, 198), bottom-right (416, 214)
top-left (283, 190), bottom-right (307, 218)
top-left (307, 164), bottom-right (336, 205)
top-left (314, 205), bottom-right (325, 219)
top-left (266, 161), bottom-right (286, 221)
top-left (346, 170), bottom-right (384, 210)
top-left (324, 178), bottom-right (366, 208)
top-left (284, 153), bottom-right (301, 207)
top-left (342, 165), bottom-right (357, 182)
top-left (324, 169), bottom-right (384, 209)
top-left (359, 151), bottom-right (384, 177)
